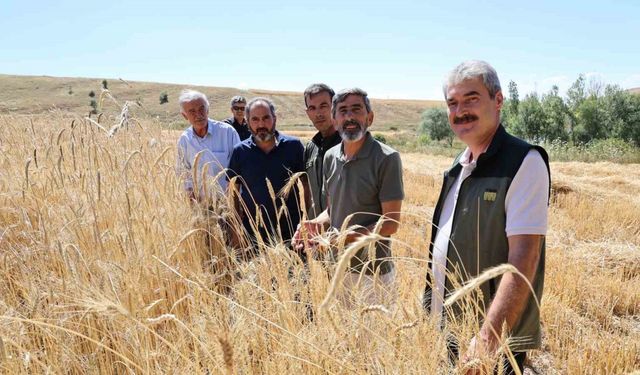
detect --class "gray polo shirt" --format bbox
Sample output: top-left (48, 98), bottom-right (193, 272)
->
top-left (323, 132), bottom-right (404, 275)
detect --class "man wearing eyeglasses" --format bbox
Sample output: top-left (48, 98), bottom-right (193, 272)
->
top-left (223, 95), bottom-right (252, 140)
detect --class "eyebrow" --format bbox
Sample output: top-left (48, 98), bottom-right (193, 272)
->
top-left (463, 91), bottom-right (481, 97)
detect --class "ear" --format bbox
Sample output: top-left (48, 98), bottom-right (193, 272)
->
top-left (367, 110), bottom-right (374, 125)
top-left (495, 90), bottom-right (504, 111)
top-left (181, 112), bottom-right (188, 120)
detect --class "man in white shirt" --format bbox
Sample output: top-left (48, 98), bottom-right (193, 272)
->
top-left (423, 60), bottom-right (550, 374)
top-left (176, 89), bottom-right (240, 201)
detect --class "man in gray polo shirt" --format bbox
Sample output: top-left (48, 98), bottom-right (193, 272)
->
top-left (293, 88), bottom-right (404, 306)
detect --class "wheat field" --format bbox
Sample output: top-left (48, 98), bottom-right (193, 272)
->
top-left (0, 111), bottom-right (638, 374)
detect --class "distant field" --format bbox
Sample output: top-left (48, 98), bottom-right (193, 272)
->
top-left (0, 74), bottom-right (443, 131)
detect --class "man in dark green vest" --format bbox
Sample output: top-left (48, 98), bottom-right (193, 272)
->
top-left (423, 60), bottom-right (550, 374)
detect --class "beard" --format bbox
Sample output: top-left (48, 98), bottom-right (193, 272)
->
top-left (338, 119), bottom-right (366, 142)
top-left (252, 127), bottom-right (275, 142)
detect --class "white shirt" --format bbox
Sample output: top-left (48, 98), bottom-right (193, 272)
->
top-left (430, 148), bottom-right (549, 316)
top-left (176, 119), bottom-right (240, 193)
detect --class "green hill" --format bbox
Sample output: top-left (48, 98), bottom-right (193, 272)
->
top-left (0, 74), bottom-right (442, 130)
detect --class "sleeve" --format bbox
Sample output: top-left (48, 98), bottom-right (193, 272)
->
top-left (176, 136), bottom-right (193, 191)
top-left (505, 149), bottom-right (550, 236)
top-left (378, 152), bottom-right (405, 202)
top-left (226, 146), bottom-right (240, 181)
top-left (228, 129), bottom-right (241, 163)
top-left (293, 140), bottom-right (305, 173)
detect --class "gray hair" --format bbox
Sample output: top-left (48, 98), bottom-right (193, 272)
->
top-left (443, 60), bottom-right (502, 99)
top-left (303, 83), bottom-right (335, 107)
top-left (230, 95), bottom-right (246, 107)
top-left (178, 89), bottom-right (209, 111)
top-left (245, 97), bottom-right (276, 119)
top-left (331, 88), bottom-right (372, 118)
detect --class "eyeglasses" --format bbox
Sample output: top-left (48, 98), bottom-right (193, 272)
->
top-left (232, 106), bottom-right (245, 111)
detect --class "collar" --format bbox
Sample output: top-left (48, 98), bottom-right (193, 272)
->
top-left (475, 124), bottom-right (507, 165)
top-left (247, 130), bottom-right (282, 148)
top-left (311, 131), bottom-right (341, 149)
top-left (191, 119), bottom-right (213, 139)
top-left (337, 131), bottom-right (375, 162)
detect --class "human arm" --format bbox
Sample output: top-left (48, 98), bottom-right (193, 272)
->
top-left (462, 149), bottom-right (549, 372)
top-left (175, 136), bottom-right (196, 201)
top-left (461, 235), bottom-right (542, 372)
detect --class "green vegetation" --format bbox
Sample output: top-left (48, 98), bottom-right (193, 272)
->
top-left (503, 75), bottom-right (640, 147)
top-left (418, 107), bottom-right (451, 146)
top-left (159, 92), bottom-right (169, 105)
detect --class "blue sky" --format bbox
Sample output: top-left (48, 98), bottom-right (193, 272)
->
top-left (2, 0), bottom-right (639, 100)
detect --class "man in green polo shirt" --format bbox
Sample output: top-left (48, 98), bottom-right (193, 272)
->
top-left (293, 88), bottom-right (404, 307)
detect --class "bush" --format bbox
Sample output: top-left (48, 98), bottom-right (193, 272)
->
top-left (159, 92), bottom-right (169, 105)
top-left (419, 107), bottom-right (452, 146)
top-left (373, 133), bottom-right (387, 144)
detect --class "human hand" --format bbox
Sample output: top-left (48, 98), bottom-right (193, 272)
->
top-left (460, 333), bottom-right (499, 375)
top-left (292, 221), bottom-right (324, 251)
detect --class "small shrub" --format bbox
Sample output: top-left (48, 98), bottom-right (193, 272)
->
top-left (159, 92), bottom-right (169, 105)
top-left (373, 133), bottom-right (388, 144)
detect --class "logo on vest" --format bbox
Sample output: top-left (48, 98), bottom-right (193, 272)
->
top-left (483, 190), bottom-right (497, 202)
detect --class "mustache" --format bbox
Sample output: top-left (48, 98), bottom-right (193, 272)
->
top-left (453, 114), bottom-right (478, 124)
top-left (342, 119), bottom-right (363, 128)
top-left (256, 127), bottom-right (272, 133)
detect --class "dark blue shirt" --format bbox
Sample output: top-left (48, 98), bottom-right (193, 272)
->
top-left (228, 132), bottom-right (304, 242)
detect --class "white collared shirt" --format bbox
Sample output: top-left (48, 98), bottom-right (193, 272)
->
top-left (176, 119), bottom-right (240, 192)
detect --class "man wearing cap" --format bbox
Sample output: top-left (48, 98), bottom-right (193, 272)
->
top-left (223, 95), bottom-right (252, 141)
top-left (423, 60), bottom-right (550, 374)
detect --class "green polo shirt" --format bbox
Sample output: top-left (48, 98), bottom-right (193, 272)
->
top-left (323, 132), bottom-right (404, 275)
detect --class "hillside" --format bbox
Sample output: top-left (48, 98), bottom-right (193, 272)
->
top-left (629, 87), bottom-right (640, 95)
top-left (0, 74), bottom-right (442, 130)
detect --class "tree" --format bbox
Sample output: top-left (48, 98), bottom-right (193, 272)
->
top-left (541, 85), bottom-right (569, 141)
top-left (512, 94), bottom-right (548, 141)
top-left (574, 96), bottom-right (609, 143)
top-left (102, 79), bottom-right (108, 90)
top-left (419, 107), bottom-right (453, 146)
top-left (159, 92), bottom-right (169, 105)
top-left (566, 74), bottom-right (586, 143)
top-left (89, 90), bottom-right (95, 98)
top-left (502, 80), bottom-right (520, 131)
top-left (602, 85), bottom-right (640, 146)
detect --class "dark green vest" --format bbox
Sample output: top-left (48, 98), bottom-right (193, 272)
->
top-left (423, 125), bottom-right (550, 351)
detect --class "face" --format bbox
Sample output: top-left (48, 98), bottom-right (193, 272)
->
top-left (333, 94), bottom-right (373, 143)
top-left (181, 99), bottom-right (209, 130)
top-left (231, 102), bottom-right (246, 122)
top-left (305, 92), bottom-right (333, 134)
top-left (445, 77), bottom-right (503, 147)
top-left (248, 102), bottom-right (276, 142)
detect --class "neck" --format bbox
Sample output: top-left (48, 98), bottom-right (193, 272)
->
top-left (319, 127), bottom-right (336, 139)
top-left (193, 123), bottom-right (208, 137)
top-left (256, 138), bottom-right (276, 154)
top-left (468, 124), bottom-right (499, 161)
top-left (342, 136), bottom-right (366, 159)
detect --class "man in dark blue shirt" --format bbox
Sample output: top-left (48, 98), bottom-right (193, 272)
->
top-left (228, 97), bottom-right (304, 256)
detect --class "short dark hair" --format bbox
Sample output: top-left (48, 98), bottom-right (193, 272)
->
top-left (303, 83), bottom-right (335, 107)
top-left (331, 88), bottom-right (371, 118)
